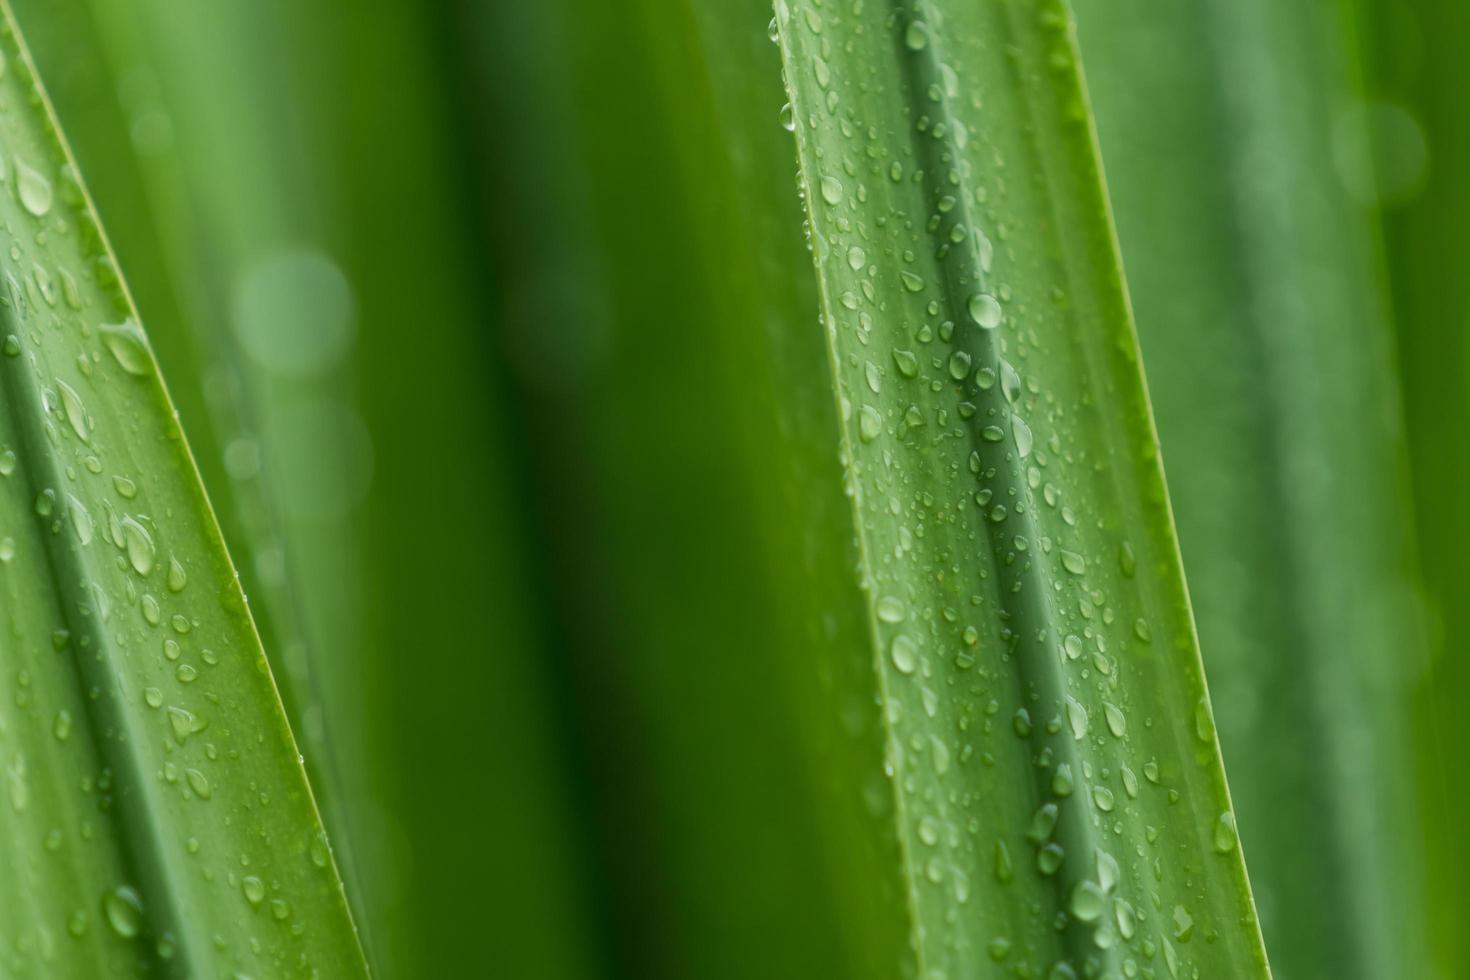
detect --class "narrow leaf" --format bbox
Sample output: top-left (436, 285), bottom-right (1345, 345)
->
top-left (775, 0), bottom-right (1268, 975)
top-left (0, 5), bottom-right (365, 975)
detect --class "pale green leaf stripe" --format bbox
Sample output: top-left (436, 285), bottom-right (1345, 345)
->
top-left (0, 5), bottom-right (365, 976)
top-left (775, 0), bottom-right (1269, 975)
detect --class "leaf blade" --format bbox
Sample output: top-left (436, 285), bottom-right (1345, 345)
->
top-left (775, 0), bottom-right (1270, 974)
top-left (0, 5), bottom-right (366, 975)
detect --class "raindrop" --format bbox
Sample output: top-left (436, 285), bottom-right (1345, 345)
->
top-left (16, 158), bottom-right (53, 217)
top-left (102, 886), bottom-right (143, 939)
top-left (968, 293), bottom-right (1001, 328)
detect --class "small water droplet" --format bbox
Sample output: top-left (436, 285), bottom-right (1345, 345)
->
top-left (820, 175), bottom-right (843, 205)
top-left (242, 875), bottom-right (265, 905)
top-left (779, 102), bottom-right (796, 132)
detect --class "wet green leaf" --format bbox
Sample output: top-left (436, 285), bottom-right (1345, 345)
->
top-left (774, 0), bottom-right (1270, 974)
top-left (0, 4), bottom-right (365, 975)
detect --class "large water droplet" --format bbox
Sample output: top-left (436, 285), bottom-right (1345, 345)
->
top-left (16, 158), bottom-right (53, 217)
top-left (968, 293), bottom-right (1002, 328)
top-left (100, 322), bottom-right (151, 376)
top-left (102, 886), bottom-right (143, 939)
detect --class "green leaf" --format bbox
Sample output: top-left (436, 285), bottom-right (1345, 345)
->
top-left (0, 4), bottom-right (365, 975)
top-left (1353, 0), bottom-right (1470, 971)
top-left (1073, 0), bottom-right (1434, 976)
top-left (774, 0), bottom-right (1269, 974)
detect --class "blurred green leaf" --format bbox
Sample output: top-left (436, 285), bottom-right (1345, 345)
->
top-left (1352, 0), bottom-right (1470, 972)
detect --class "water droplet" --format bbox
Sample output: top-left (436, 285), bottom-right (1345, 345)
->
top-left (1214, 811), bottom-right (1238, 853)
top-left (1027, 802), bottom-right (1059, 842)
top-left (1092, 785), bottom-right (1115, 812)
top-left (1070, 880), bottom-right (1106, 922)
top-left (1065, 697), bottom-right (1088, 739)
top-left (892, 349), bottom-right (918, 378)
top-left (309, 833), bottom-right (331, 869)
top-left (968, 293), bottom-right (1001, 328)
top-left (1012, 416), bottom-right (1033, 457)
top-left (1060, 551), bottom-right (1086, 575)
top-left (820, 175), bottom-right (843, 205)
top-left (859, 405), bottom-right (882, 442)
top-left (904, 20), bottom-right (929, 51)
top-left (53, 710), bottom-right (71, 741)
top-left (779, 102), bottom-right (796, 132)
top-left (993, 840), bottom-right (1014, 883)
top-left (847, 245), bottom-right (867, 270)
top-left (891, 635), bottom-right (918, 674)
top-left (1103, 702), bottom-right (1126, 738)
top-left (947, 351), bottom-right (972, 379)
top-left (185, 768), bottom-right (211, 799)
top-left (167, 706), bottom-right (195, 741)
top-left (1000, 360), bottom-right (1022, 403)
top-left (67, 495), bottom-right (93, 545)
top-left (1051, 763), bottom-right (1074, 796)
top-left (102, 886), bottom-right (143, 939)
top-left (16, 158), bottom-right (53, 217)
top-left (876, 595), bottom-right (906, 623)
top-left (1114, 897), bottom-right (1138, 939)
top-left (242, 875), bottom-right (265, 905)
top-left (1119, 540), bottom-right (1136, 577)
top-left (1194, 698), bottom-right (1216, 743)
top-left (56, 380), bottom-right (89, 443)
top-left (167, 556), bottom-right (187, 593)
top-left (1037, 842), bottom-right (1065, 875)
top-left (120, 517), bottom-right (155, 575)
top-left (899, 270), bottom-right (924, 293)
top-left (1172, 904), bottom-right (1195, 942)
top-left (99, 322), bottom-right (151, 376)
